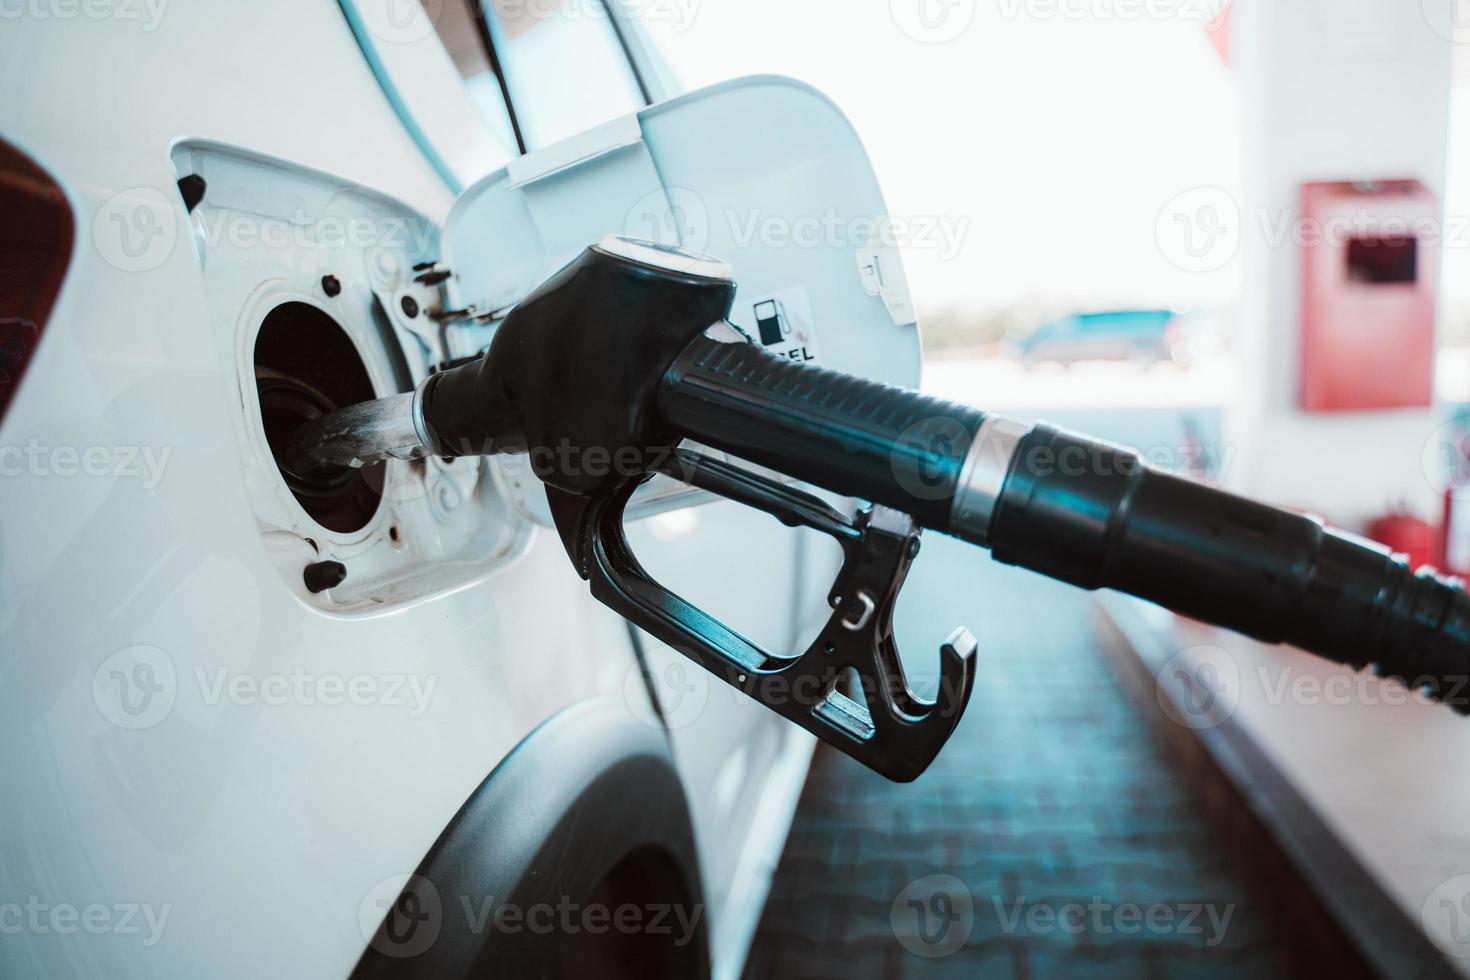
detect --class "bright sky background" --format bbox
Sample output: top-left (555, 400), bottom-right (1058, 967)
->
top-left (639, 0), bottom-right (1244, 318)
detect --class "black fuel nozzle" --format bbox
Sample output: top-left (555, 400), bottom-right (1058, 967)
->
top-left (417, 238), bottom-right (737, 497)
top-left (291, 236), bottom-right (1470, 780)
top-left (403, 238), bottom-right (979, 780)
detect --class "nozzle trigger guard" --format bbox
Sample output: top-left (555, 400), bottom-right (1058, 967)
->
top-left (546, 449), bottom-right (977, 782)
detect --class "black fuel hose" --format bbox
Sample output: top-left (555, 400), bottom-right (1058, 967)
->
top-left (659, 334), bottom-right (1470, 711)
top-left (400, 240), bottom-right (1470, 711)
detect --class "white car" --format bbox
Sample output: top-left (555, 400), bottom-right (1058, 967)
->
top-left (0, 2), bottom-right (924, 977)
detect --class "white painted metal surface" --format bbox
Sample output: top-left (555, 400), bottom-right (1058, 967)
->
top-left (0, 5), bottom-right (634, 978)
top-left (444, 75), bottom-right (924, 527)
top-left (0, 4), bottom-right (897, 978)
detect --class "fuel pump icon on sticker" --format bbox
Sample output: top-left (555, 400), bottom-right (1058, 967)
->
top-left (747, 287), bottom-right (820, 364)
top-left (755, 299), bottom-right (792, 347)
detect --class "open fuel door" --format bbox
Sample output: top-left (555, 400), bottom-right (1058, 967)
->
top-left (440, 75), bottom-right (922, 523)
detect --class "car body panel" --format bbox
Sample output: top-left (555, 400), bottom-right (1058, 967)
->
top-left (0, 6), bottom-right (645, 978)
top-left (0, 5), bottom-right (917, 978)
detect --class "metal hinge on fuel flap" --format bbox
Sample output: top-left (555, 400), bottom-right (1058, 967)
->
top-left (372, 259), bottom-right (512, 529)
top-left (376, 259), bottom-right (512, 378)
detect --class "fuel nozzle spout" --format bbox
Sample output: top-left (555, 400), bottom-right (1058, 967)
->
top-left (280, 236), bottom-right (736, 483)
top-left (278, 387), bottom-right (435, 479)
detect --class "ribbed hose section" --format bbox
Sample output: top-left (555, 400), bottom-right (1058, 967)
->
top-left (658, 335), bottom-right (986, 529)
top-left (987, 424), bottom-right (1470, 712)
top-left (1373, 566), bottom-right (1470, 710)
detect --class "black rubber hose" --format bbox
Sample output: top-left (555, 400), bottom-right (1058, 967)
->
top-left (661, 339), bottom-right (1470, 710)
top-left (986, 425), bottom-right (1470, 711)
top-left (658, 335), bottom-right (985, 530)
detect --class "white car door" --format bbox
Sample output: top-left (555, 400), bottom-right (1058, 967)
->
top-left (0, 2), bottom-right (922, 976)
top-left (338, 10), bottom-right (926, 967)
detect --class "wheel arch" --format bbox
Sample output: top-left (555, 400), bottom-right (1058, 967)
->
top-left (351, 696), bottom-right (709, 979)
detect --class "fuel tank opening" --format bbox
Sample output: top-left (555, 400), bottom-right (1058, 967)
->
top-left (254, 302), bottom-right (384, 534)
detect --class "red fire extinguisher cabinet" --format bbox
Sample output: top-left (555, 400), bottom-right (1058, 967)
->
top-left (1300, 180), bottom-right (1438, 412)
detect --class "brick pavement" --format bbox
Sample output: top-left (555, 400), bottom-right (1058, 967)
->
top-left (742, 536), bottom-right (1296, 979)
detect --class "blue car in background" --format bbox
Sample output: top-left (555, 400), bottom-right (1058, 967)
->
top-left (1007, 309), bottom-right (1183, 366)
